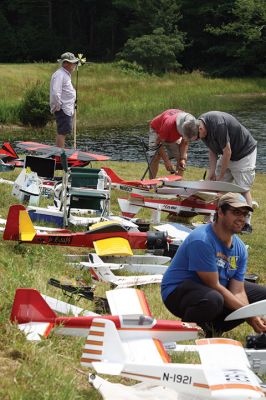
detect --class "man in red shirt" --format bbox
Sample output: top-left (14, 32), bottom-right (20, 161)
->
top-left (148, 109), bottom-right (196, 178)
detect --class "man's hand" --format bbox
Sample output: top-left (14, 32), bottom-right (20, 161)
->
top-left (207, 172), bottom-right (216, 181)
top-left (179, 159), bottom-right (186, 171)
top-left (165, 160), bottom-right (175, 173)
top-left (247, 316), bottom-right (266, 333)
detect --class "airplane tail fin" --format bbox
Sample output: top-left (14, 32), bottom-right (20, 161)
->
top-left (11, 288), bottom-right (57, 324)
top-left (81, 318), bottom-right (125, 374)
top-left (89, 266), bottom-right (116, 284)
top-left (0, 142), bottom-right (19, 161)
top-left (101, 167), bottom-right (123, 184)
top-left (3, 204), bottom-right (36, 242)
top-left (117, 198), bottom-right (141, 218)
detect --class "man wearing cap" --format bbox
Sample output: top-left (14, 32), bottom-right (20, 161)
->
top-left (50, 52), bottom-right (79, 148)
top-left (182, 111), bottom-right (257, 233)
top-left (161, 192), bottom-right (266, 337)
top-left (147, 109), bottom-right (196, 178)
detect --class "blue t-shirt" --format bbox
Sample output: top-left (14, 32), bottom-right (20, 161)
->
top-left (161, 224), bottom-right (247, 302)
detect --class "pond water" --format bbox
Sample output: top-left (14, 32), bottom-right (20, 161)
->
top-left (75, 106), bottom-right (266, 173)
top-left (15, 98), bottom-right (266, 173)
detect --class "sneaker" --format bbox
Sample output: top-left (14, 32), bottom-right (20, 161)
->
top-left (241, 223), bottom-right (253, 234)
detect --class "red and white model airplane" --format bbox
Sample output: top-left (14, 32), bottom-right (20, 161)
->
top-left (81, 318), bottom-right (264, 400)
top-left (103, 167), bottom-right (245, 221)
top-left (11, 287), bottom-right (201, 343)
top-left (3, 204), bottom-right (169, 254)
top-left (102, 167), bottom-right (182, 191)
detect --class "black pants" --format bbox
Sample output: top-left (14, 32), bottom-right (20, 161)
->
top-left (164, 279), bottom-right (266, 336)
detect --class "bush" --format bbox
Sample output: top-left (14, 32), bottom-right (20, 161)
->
top-left (116, 28), bottom-right (185, 74)
top-left (114, 60), bottom-right (146, 76)
top-left (19, 81), bottom-right (51, 127)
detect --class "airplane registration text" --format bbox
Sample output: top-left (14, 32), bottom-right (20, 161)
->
top-left (163, 373), bottom-right (192, 384)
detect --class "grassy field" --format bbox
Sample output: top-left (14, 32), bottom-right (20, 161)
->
top-left (0, 63), bottom-right (266, 140)
top-left (0, 160), bottom-right (265, 399)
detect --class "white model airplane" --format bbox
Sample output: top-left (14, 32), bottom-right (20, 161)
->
top-left (89, 264), bottom-right (163, 288)
top-left (69, 252), bottom-right (169, 275)
top-left (81, 318), bottom-right (264, 400)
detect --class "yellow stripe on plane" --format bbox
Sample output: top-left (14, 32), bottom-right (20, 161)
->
top-left (19, 210), bottom-right (36, 241)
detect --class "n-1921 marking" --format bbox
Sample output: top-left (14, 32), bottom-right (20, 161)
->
top-left (163, 373), bottom-right (192, 384)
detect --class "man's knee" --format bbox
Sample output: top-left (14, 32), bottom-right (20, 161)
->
top-left (183, 291), bottom-right (224, 322)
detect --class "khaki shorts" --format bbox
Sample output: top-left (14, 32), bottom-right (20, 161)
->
top-left (148, 128), bottom-right (181, 161)
top-left (215, 147), bottom-right (257, 191)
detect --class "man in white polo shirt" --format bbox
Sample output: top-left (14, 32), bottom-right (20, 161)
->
top-left (50, 52), bottom-right (79, 148)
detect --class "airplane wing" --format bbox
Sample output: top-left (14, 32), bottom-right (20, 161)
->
top-left (81, 318), bottom-right (170, 368)
top-left (164, 179), bottom-right (245, 193)
top-left (41, 294), bottom-right (98, 317)
top-left (16, 141), bottom-right (109, 161)
top-left (89, 374), bottom-right (177, 400)
top-left (196, 338), bottom-right (263, 398)
top-left (153, 223), bottom-right (191, 244)
top-left (106, 288), bottom-right (152, 316)
top-left (225, 300), bottom-right (266, 321)
top-left (17, 322), bottom-right (54, 341)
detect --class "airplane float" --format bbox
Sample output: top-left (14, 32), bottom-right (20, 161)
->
top-left (3, 204), bottom-right (169, 254)
top-left (10, 287), bottom-right (201, 343)
top-left (81, 318), bottom-right (265, 400)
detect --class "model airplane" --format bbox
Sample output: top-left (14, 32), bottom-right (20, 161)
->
top-left (3, 204), bottom-right (169, 254)
top-left (102, 167), bottom-right (182, 190)
top-left (118, 193), bottom-right (218, 220)
top-left (81, 318), bottom-right (264, 400)
top-left (15, 141), bottom-right (110, 168)
top-left (11, 287), bottom-right (201, 343)
top-left (88, 264), bottom-right (163, 289)
top-left (69, 252), bottom-right (169, 275)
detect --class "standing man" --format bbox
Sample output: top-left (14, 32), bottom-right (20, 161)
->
top-left (148, 109), bottom-right (196, 178)
top-left (50, 52), bottom-right (79, 148)
top-left (183, 111), bottom-right (257, 233)
top-left (161, 192), bottom-right (266, 337)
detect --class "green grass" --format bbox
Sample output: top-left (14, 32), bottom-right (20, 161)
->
top-left (0, 161), bottom-right (265, 399)
top-left (0, 63), bottom-right (265, 134)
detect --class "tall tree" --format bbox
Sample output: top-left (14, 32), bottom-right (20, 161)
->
top-left (205, 0), bottom-right (266, 75)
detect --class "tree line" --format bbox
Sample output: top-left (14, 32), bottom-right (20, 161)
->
top-left (0, 0), bottom-right (265, 76)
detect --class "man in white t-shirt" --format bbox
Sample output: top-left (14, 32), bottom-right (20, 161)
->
top-left (50, 52), bottom-right (79, 148)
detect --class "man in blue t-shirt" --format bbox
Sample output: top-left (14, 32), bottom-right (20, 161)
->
top-left (161, 192), bottom-right (266, 337)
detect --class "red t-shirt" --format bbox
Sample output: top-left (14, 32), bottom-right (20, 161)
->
top-left (150, 109), bottom-right (183, 142)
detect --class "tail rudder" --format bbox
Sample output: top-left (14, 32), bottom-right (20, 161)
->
top-left (3, 204), bottom-right (25, 241)
top-left (11, 288), bottom-right (57, 324)
top-left (0, 142), bottom-right (19, 160)
top-left (117, 198), bottom-right (141, 218)
top-left (89, 266), bottom-right (116, 284)
top-left (101, 167), bottom-right (123, 184)
top-left (3, 204), bottom-right (36, 242)
top-left (81, 318), bottom-right (125, 373)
